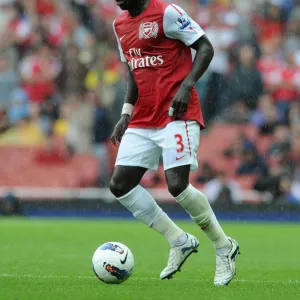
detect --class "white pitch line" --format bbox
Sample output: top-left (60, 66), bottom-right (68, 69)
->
top-left (0, 274), bottom-right (300, 285)
top-left (229, 279), bottom-right (300, 285)
top-left (0, 274), bottom-right (95, 279)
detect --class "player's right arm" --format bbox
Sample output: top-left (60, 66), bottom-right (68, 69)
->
top-left (111, 21), bottom-right (138, 147)
top-left (111, 66), bottom-right (138, 147)
top-left (123, 66), bottom-right (139, 108)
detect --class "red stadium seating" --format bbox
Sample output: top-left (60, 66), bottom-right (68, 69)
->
top-left (0, 125), bottom-right (265, 191)
top-left (0, 146), bottom-right (98, 188)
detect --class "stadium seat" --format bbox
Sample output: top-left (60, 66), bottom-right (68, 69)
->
top-left (71, 155), bottom-right (99, 187)
top-left (0, 146), bottom-right (99, 188)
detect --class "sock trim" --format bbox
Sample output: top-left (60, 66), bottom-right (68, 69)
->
top-left (175, 184), bottom-right (193, 202)
top-left (201, 224), bottom-right (209, 230)
top-left (116, 185), bottom-right (140, 201)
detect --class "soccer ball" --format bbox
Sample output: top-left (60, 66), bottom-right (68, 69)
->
top-left (92, 242), bottom-right (134, 284)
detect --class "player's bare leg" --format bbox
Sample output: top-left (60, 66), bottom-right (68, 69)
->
top-left (110, 165), bottom-right (191, 269)
top-left (110, 166), bottom-right (147, 198)
top-left (165, 165), bottom-right (240, 285)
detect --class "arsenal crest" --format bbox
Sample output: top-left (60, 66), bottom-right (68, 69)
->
top-left (139, 21), bottom-right (159, 39)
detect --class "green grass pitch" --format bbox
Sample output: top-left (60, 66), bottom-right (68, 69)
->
top-left (0, 218), bottom-right (299, 300)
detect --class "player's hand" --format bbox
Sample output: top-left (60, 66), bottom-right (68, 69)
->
top-left (111, 114), bottom-right (131, 147)
top-left (169, 85), bottom-right (191, 118)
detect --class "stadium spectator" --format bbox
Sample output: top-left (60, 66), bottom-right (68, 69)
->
top-left (294, 161), bottom-right (300, 182)
top-left (196, 162), bottom-right (216, 184)
top-left (85, 55), bottom-right (106, 92)
top-left (259, 101), bottom-right (285, 135)
top-left (289, 102), bottom-right (300, 127)
top-left (267, 138), bottom-right (293, 180)
top-left (228, 44), bottom-right (263, 110)
top-left (0, 104), bottom-right (45, 146)
top-left (58, 43), bottom-right (88, 97)
top-left (71, 0), bottom-right (93, 31)
top-left (0, 193), bottom-right (21, 216)
top-left (223, 132), bottom-right (256, 158)
top-left (250, 94), bottom-right (284, 129)
top-left (276, 173), bottom-right (300, 204)
top-left (7, 88), bottom-right (29, 125)
top-left (85, 52), bottom-right (121, 108)
top-left (237, 144), bottom-right (268, 177)
top-left (19, 44), bottom-right (61, 103)
top-left (64, 94), bottom-right (94, 153)
top-left (271, 50), bottom-right (300, 119)
top-left (283, 6), bottom-right (300, 53)
top-left (70, 12), bottom-right (95, 51)
top-left (204, 172), bottom-right (242, 205)
top-left (257, 39), bottom-right (283, 94)
top-left (253, 165), bottom-right (282, 201)
top-left (7, 2), bottom-right (33, 57)
top-left (203, 8), bottom-right (237, 121)
top-left (219, 100), bottom-right (250, 124)
top-left (0, 53), bottom-right (19, 111)
top-left (254, 0), bottom-right (285, 43)
top-left (268, 125), bottom-right (291, 157)
top-left (291, 134), bottom-right (300, 164)
top-left (39, 96), bottom-right (60, 136)
top-left (35, 0), bottom-right (57, 17)
top-left (39, 4), bottom-right (72, 48)
top-left (89, 2), bottom-right (110, 41)
top-left (89, 91), bottom-right (112, 187)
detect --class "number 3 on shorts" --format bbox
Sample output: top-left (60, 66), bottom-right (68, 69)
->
top-left (174, 134), bottom-right (184, 153)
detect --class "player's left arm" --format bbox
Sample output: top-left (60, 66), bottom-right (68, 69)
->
top-left (184, 35), bottom-right (214, 91)
top-left (164, 4), bottom-right (214, 117)
top-left (170, 36), bottom-right (214, 117)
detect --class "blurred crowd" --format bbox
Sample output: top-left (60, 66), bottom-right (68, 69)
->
top-left (0, 0), bottom-right (299, 202)
top-left (195, 0), bottom-right (300, 204)
top-left (0, 0), bottom-right (124, 185)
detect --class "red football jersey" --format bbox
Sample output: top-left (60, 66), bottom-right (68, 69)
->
top-left (273, 65), bottom-right (300, 102)
top-left (258, 58), bottom-right (300, 101)
top-left (113, 0), bottom-right (205, 129)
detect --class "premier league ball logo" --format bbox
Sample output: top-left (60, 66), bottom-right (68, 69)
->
top-left (139, 21), bottom-right (159, 39)
top-left (99, 243), bottom-right (125, 254)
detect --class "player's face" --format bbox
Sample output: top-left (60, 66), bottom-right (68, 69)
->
top-left (115, 0), bottom-right (138, 10)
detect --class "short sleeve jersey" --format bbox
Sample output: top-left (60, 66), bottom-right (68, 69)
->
top-left (113, 0), bottom-right (205, 129)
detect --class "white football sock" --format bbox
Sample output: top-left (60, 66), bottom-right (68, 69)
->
top-left (117, 185), bottom-right (184, 246)
top-left (175, 184), bottom-right (231, 252)
top-left (151, 214), bottom-right (187, 247)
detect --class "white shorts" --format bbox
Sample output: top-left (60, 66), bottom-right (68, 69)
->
top-left (116, 121), bottom-right (200, 171)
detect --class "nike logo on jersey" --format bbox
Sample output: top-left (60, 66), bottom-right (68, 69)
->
top-left (176, 155), bottom-right (187, 161)
top-left (120, 35), bottom-right (126, 42)
top-left (120, 251), bottom-right (128, 264)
